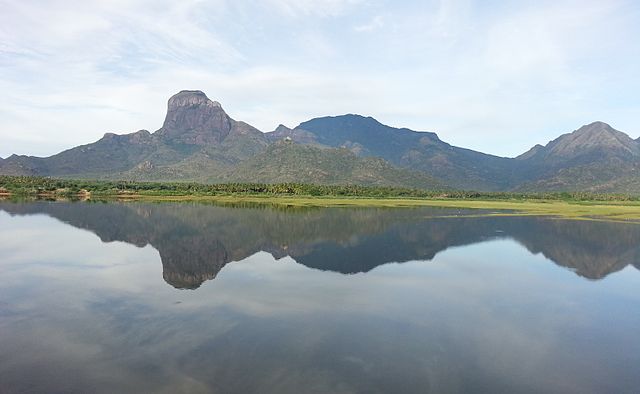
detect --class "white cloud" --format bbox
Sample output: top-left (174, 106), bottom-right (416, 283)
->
top-left (0, 0), bottom-right (639, 158)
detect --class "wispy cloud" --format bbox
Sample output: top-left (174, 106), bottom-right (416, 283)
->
top-left (0, 0), bottom-right (638, 158)
top-left (266, 0), bottom-right (365, 17)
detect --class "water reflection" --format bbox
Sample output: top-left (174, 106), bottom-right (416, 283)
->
top-left (0, 201), bottom-right (639, 288)
top-left (0, 201), bottom-right (639, 394)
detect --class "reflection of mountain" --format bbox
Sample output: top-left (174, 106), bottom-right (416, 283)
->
top-left (1, 201), bottom-right (639, 288)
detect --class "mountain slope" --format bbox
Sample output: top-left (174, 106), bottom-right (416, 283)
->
top-left (2, 90), bottom-right (639, 192)
top-left (217, 141), bottom-right (443, 188)
top-left (276, 114), bottom-right (518, 190)
top-left (0, 91), bottom-right (442, 189)
top-left (278, 117), bottom-right (640, 193)
top-left (0, 91), bottom-right (270, 180)
top-left (515, 122), bottom-right (640, 192)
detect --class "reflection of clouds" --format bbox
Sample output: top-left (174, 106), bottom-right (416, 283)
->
top-left (1, 214), bottom-right (640, 393)
top-left (0, 212), bottom-right (156, 270)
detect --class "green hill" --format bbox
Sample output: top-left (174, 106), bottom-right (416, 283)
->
top-left (217, 142), bottom-right (442, 189)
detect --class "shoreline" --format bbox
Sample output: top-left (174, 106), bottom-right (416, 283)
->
top-left (4, 191), bottom-right (640, 222)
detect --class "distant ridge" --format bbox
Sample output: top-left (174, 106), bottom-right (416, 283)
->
top-left (1, 90), bottom-right (639, 192)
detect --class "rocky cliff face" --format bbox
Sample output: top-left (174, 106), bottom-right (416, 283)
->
top-left (156, 90), bottom-right (234, 145)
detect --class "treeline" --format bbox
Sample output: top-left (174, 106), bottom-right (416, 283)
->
top-left (1, 175), bottom-right (639, 201)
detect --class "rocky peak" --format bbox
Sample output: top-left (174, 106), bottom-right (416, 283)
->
top-left (573, 121), bottom-right (619, 138)
top-left (157, 90), bottom-right (233, 145)
top-left (518, 121), bottom-right (639, 163)
top-left (546, 121), bottom-right (638, 158)
top-left (274, 124), bottom-right (292, 134)
top-left (167, 90), bottom-right (222, 111)
top-left (265, 124), bottom-right (318, 144)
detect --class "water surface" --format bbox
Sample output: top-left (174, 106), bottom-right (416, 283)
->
top-left (0, 201), bottom-right (639, 393)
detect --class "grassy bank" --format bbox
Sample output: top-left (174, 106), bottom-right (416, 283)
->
top-left (3, 175), bottom-right (640, 221)
top-left (105, 194), bottom-right (640, 221)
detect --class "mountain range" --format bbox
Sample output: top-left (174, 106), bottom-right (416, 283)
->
top-left (1, 90), bottom-right (638, 192)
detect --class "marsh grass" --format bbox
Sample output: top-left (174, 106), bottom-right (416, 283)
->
top-left (100, 194), bottom-right (640, 222)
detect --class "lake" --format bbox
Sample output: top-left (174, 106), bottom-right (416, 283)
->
top-left (0, 201), bottom-right (639, 393)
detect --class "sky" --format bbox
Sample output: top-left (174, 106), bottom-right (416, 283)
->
top-left (1, 0), bottom-right (639, 158)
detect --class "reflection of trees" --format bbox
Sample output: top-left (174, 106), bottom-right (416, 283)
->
top-left (1, 201), bottom-right (639, 288)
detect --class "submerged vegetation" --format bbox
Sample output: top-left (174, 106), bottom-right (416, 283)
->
top-left (3, 175), bottom-right (640, 221)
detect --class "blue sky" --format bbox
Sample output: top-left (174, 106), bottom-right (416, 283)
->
top-left (1, 0), bottom-right (639, 158)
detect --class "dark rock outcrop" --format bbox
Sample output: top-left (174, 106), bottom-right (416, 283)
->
top-left (156, 90), bottom-right (233, 145)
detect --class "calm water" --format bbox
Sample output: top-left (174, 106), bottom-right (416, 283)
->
top-left (0, 201), bottom-right (639, 394)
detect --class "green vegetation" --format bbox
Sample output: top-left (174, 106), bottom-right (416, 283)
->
top-left (5, 175), bottom-right (640, 222)
top-left (0, 175), bottom-right (444, 197)
top-left (4, 175), bottom-right (640, 200)
top-left (213, 142), bottom-right (443, 189)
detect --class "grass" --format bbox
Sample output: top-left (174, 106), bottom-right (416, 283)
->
top-left (95, 193), bottom-right (640, 222)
